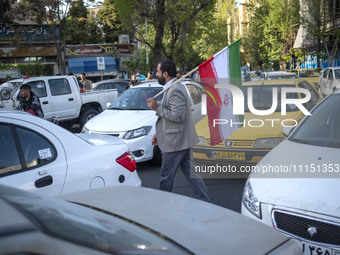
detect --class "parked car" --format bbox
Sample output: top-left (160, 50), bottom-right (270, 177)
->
top-left (0, 184), bottom-right (302, 255)
top-left (92, 78), bottom-right (130, 96)
top-left (249, 71), bottom-right (261, 81)
top-left (259, 71), bottom-right (298, 80)
top-left (194, 79), bottom-right (321, 165)
top-left (82, 79), bottom-right (205, 164)
top-left (0, 110), bottom-right (141, 196)
top-left (241, 90), bottom-right (340, 255)
top-left (318, 66), bottom-right (340, 96)
top-left (0, 75), bottom-right (119, 128)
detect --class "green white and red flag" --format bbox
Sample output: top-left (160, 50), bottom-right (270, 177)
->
top-left (198, 38), bottom-right (242, 146)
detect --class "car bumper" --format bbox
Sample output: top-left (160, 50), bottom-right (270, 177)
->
top-left (124, 135), bottom-right (154, 163)
top-left (193, 145), bottom-right (271, 164)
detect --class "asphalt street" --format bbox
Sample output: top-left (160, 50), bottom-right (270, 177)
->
top-left (70, 124), bottom-right (247, 213)
top-left (136, 160), bottom-right (247, 213)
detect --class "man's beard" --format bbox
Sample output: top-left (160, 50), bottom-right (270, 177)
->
top-left (158, 76), bottom-right (166, 85)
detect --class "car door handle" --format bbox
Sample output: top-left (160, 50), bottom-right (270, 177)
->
top-left (42, 101), bottom-right (49, 104)
top-left (35, 175), bottom-right (53, 188)
top-left (68, 98), bottom-right (74, 101)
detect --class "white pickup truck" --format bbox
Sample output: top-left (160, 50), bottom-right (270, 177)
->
top-left (0, 75), bottom-right (118, 128)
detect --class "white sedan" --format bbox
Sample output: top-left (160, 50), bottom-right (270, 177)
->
top-left (241, 90), bottom-right (340, 255)
top-left (82, 79), bottom-right (205, 164)
top-left (0, 110), bottom-right (141, 196)
top-left (1, 184), bottom-right (302, 254)
top-left (318, 66), bottom-right (340, 96)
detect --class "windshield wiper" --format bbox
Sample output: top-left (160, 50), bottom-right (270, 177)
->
top-left (109, 107), bottom-right (124, 110)
top-left (290, 138), bottom-right (312, 145)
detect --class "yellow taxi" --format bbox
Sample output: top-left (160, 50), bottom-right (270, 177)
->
top-left (193, 79), bottom-right (322, 165)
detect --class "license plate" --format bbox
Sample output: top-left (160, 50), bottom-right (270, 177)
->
top-left (300, 241), bottom-right (340, 255)
top-left (211, 151), bottom-right (245, 160)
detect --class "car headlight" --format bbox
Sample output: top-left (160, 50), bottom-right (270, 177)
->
top-left (197, 136), bottom-right (207, 146)
top-left (253, 137), bottom-right (284, 148)
top-left (242, 180), bottom-right (261, 218)
top-left (81, 126), bottom-right (89, 134)
top-left (123, 126), bottom-right (152, 140)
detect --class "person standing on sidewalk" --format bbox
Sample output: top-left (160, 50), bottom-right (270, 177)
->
top-left (147, 59), bottom-right (210, 202)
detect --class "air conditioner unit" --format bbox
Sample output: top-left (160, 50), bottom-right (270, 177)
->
top-left (119, 34), bottom-right (130, 44)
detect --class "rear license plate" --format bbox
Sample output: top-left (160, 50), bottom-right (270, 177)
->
top-left (211, 151), bottom-right (245, 160)
top-left (300, 241), bottom-right (340, 255)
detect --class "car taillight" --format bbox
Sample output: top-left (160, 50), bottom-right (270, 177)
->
top-left (116, 152), bottom-right (136, 172)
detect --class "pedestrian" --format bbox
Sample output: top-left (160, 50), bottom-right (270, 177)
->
top-left (129, 72), bottom-right (140, 87)
top-left (80, 73), bottom-right (92, 90)
top-left (146, 71), bottom-right (153, 80)
top-left (16, 84), bottom-right (44, 118)
top-left (147, 59), bottom-right (210, 202)
top-left (68, 72), bottom-right (85, 92)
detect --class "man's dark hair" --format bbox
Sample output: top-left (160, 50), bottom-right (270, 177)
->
top-left (159, 59), bottom-right (177, 78)
top-left (20, 84), bottom-right (31, 91)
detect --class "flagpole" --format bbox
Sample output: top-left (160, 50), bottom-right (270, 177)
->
top-left (152, 66), bottom-right (199, 99)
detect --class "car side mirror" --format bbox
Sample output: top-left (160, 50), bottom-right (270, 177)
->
top-left (106, 102), bottom-right (112, 108)
top-left (282, 126), bottom-right (295, 137)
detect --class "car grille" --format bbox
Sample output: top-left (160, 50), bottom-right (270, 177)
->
top-left (108, 134), bottom-right (120, 137)
top-left (232, 140), bottom-right (254, 147)
top-left (273, 210), bottom-right (340, 246)
top-left (206, 139), bottom-right (254, 147)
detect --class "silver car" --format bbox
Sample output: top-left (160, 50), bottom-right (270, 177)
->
top-left (1, 184), bottom-right (302, 255)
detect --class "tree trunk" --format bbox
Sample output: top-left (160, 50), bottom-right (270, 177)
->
top-left (152, 0), bottom-right (165, 71)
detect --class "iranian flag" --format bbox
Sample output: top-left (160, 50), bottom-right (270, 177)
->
top-left (198, 38), bottom-right (242, 146)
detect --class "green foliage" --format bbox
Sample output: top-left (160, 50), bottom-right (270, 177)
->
top-left (65, 0), bottom-right (103, 44)
top-left (243, 0), bottom-right (300, 70)
top-left (97, 0), bottom-right (124, 43)
top-left (18, 62), bottom-right (45, 76)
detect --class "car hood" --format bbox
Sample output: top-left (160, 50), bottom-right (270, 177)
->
top-left (60, 186), bottom-right (297, 255)
top-left (85, 109), bottom-right (157, 132)
top-left (76, 133), bottom-right (126, 146)
top-left (249, 140), bottom-right (340, 217)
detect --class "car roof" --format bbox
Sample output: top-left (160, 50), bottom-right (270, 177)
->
top-left (93, 79), bottom-right (130, 84)
top-left (243, 78), bottom-right (304, 86)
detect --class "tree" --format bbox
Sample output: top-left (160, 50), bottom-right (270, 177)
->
top-left (243, 0), bottom-right (300, 70)
top-left (114, 0), bottom-right (215, 72)
top-left (65, 0), bottom-right (103, 44)
top-left (97, 0), bottom-right (124, 43)
top-left (301, 0), bottom-right (339, 67)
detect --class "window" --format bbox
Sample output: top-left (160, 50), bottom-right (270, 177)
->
top-left (49, 78), bottom-right (71, 96)
top-left (0, 125), bottom-right (22, 175)
top-left (27, 81), bottom-right (47, 98)
top-left (329, 69), bottom-right (334, 79)
top-left (16, 127), bottom-right (55, 169)
top-left (298, 81), bottom-right (320, 110)
top-left (323, 69), bottom-right (329, 78)
top-left (186, 84), bottom-right (202, 105)
top-left (0, 124), bottom-right (56, 177)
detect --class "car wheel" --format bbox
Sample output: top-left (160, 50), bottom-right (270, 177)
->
top-left (79, 109), bottom-right (99, 128)
top-left (152, 145), bottom-right (162, 165)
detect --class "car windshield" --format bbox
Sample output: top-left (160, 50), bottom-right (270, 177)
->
top-left (289, 94), bottom-right (340, 148)
top-left (0, 186), bottom-right (189, 255)
top-left (243, 85), bottom-right (299, 112)
top-left (109, 86), bottom-right (163, 110)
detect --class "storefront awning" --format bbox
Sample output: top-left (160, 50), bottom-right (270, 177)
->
top-left (68, 57), bottom-right (117, 74)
